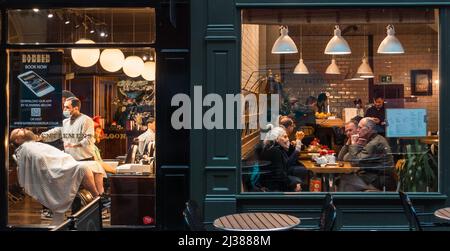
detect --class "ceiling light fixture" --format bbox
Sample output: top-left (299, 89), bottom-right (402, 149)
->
top-left (377, 25), bottom-right (404, 54)
top-left (325, 57), bottom-right (340, 74)
top-left (71, 39), bottom-right (100, 67)
top-left (293, 25), bottom-right (309, 74)
top-left (324, 25), bottom-right (351, 55)
top-left (271, 26), bottom-right (298, 54)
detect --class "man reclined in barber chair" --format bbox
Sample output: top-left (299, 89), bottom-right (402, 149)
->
top-left (10, 128), bottom-right (106, 226)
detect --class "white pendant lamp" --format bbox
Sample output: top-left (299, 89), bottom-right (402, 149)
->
top-left (324, 25), bottom-right (351, 55)
top-left (294, 57), bottom-right (309, 74)
top-left (293, 26), bottom-right (309, 74)
top-left (100, 49), bottom-right (125, 72)
top-left (325, 58), bottom-right (340, 74)
top-left (123, 56), bottom-right (144, 78)
top-left (271, 26), bottom-right (298, 54)
top-left (377, 25), bottom-right (404, 54)
top-left (357, 56), bottom-right (374, 78)
top-left (141, 61), bottom-right (156, 81)
top-left (71, 39), bottom-right (100, 67)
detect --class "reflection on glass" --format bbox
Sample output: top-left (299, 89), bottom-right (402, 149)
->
top-left (240, 8), bottom-right (439, 193)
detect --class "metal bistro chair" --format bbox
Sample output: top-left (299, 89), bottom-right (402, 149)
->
top-left (398, 191), bottom-right (448, 231)
top-left (293, 193), bottom-right (337, 231)
top-left (183, 200), bottom-right (206, 231)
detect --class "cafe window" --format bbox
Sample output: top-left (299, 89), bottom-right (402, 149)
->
top-left (7, 8), bottom-right (157, 227)
top-left (240, 8), bottom-right (439, 194)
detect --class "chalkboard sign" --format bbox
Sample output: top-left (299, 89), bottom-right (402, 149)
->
top-left (386, 108), bottom-right (427, 137)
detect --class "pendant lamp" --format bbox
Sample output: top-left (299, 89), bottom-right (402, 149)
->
top-left (357, 56), bottom-right (374, 78)
top-left (142, 61), bottom-right (156, 81)
top-left (294, 57), bottom-right (309, 74)
top-left (100, 49), bottom-right (125, 72)
top-left (324, 25), bottom-right (351, 55)
top-left (325, 58), bottom-right (340, 74)
top-left (271, 26), bottom-right (298, 54)
top-left (293, 26), bottom-right (309, 74)
top-left (377, 25), bottom-right (404, 54)
top-left (71, 39), bottom-right (100, 67)
top-left (123, 56), bottom-right (144, 78)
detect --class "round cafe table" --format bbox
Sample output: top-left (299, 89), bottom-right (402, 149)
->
top-left (434, 207), bottom-right (450, 221)
top-left (214, 212), bottom-right (300, 231)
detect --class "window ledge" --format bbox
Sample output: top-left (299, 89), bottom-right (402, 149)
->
top-left (236, 192), bottom-right (448, 201)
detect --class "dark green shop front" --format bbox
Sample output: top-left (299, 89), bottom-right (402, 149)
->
top-left (190, 0), bottom-right (450, 230)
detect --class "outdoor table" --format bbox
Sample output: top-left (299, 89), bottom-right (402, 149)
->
top-left (213, 212), bottom-right (300, 231)
top-left (434, 207), bottom-right (450, 221)
top-left (300, 160), bottom-right (359, 192)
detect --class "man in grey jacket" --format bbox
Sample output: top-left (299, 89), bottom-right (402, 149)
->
top-left (338, 118), bottom-right (396, 191)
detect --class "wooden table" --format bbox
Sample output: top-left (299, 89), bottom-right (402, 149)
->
top-left (434, 207), bottom-right (450, 221)
top-left (300, 160), bottom-right (359, 192)
top-left (214, 212), bottom-right (300, 231)
top-left (300, 160), bottom-right (359, 174)
top-left (419, 136), bottom-right (439, 145)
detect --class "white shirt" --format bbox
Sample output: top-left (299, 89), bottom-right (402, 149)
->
top-left (137, 129), bottom-right (155, 155)
top-left (41, 113), bottom-right (95, 160)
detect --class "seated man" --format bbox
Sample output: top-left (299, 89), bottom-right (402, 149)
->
top-left (338, 118), bottom-right (396, 191)
top-left (337, 120), bottom-right (358, 161)
top-left (10, 128), bottom-right (105, 226)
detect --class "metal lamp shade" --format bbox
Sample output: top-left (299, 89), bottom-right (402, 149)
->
top-left (324, 26), bottom-right (351, 55)
top-left (293, 58), bottom-right (309, 74)
top-left (377, 25), bottom-right (405, 54)
top-left (357, 57), bottom-right (374, 78)
top-left (271, 26), bottom-right (298, 54)
top-left (325, 58), bottom-right (340, 74)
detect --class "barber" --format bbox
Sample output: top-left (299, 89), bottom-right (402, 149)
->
top-left (39, 97), bottom-right (96, 161)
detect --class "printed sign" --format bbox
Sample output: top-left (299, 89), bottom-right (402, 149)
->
top-left (386, 108), bottom-right (427, 137)
top-left (10, 51), bottom-right (63, 128)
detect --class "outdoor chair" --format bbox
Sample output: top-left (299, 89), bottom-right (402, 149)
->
top-left (398, 191), bottom-right (448, 231)
top-left (183, 200), bottom-right (206, 231)
top-left (293, 193), bottom-right (337, 231)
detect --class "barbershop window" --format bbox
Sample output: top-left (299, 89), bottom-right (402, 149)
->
top-left (8, 8), bottom-right (157, 227)
top-left (240, 8), bottom-right (439, 194)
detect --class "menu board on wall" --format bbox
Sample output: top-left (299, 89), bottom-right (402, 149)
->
top-left (386, 108), bottom-right (427, 137)
top-left (9, 51), bottom-right (63, 128)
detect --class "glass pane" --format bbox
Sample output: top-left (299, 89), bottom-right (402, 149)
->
top-left (8, 8), bottom-right (155, 44)
top-left (8, 47), bottom-right (157, 227)
top-left (240, 8), bottom-right (439, 193)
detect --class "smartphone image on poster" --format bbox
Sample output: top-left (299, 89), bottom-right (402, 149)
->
top-left (17, 70), bottom-right (55, 97)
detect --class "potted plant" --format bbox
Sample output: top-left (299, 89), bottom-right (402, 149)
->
top-left (397, 140), bottom-right (437, 192)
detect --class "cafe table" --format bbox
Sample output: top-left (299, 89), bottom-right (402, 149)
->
top-left (213, 212), bottom-right (300, 231)
top-left (434, 207), bottom-right (450, 221)
top-left (299, 160), bottom-right (359, 192)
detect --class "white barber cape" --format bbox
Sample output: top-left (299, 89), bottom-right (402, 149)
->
top-left (15, 141), bottom-right (103, 213)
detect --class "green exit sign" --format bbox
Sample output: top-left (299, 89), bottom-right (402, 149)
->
top-left (380, 75), bottom-right (392, 83)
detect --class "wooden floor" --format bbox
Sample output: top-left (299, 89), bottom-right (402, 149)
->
top-left (8, 194), bottom-right (110, 227)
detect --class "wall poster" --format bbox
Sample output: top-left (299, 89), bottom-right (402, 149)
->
top-left (9, 51), bottom-right (63, 128)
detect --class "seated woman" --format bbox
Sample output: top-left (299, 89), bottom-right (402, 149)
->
top-left (259, 125), bottom-right (302, 192)
top-left (10, 128), bottom-right (105, 226)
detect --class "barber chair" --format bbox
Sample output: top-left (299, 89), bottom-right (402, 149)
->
top-left (71, 189), bottom-right (95, 213)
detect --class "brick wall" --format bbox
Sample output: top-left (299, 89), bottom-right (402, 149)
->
top-left (373, 33), bottom-right (439, 132)
top-left (241, 24), bottom-right (259, 91)
top-left (281, 36), bottom-right (369, 116)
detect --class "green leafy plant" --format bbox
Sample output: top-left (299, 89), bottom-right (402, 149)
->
top-left (397, 140), bottom-right (437, 192)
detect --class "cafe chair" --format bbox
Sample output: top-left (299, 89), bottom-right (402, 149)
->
top-left (398, 191), bottom-right (448, 231)
top-left (293, 193), bottom-right (337, 231)
top-left (183, 200), bottom-right (206, 231)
